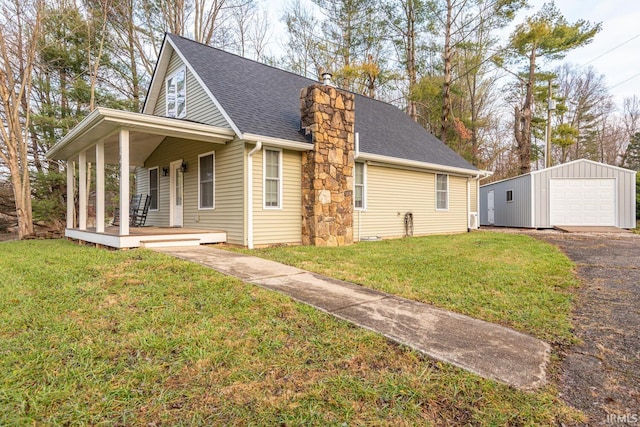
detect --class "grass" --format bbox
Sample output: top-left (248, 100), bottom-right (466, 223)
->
top-left (243, 232), bottom-right (579, 345)
top-left (0, 239), bottom-right (583, 425)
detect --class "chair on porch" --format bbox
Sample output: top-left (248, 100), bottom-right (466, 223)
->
top-left (130, 195), bottom-right (151, 227)
top-left (112, 194), bottom-right (147, 226)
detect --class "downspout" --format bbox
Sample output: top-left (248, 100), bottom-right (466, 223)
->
top-left (247, 141), bottom-right (262, 249)
top-left (355, 132), bottom-right (360, 241)
top-left (476, 173), bottom-right (481, 229)
top-left (467, 176), bottom-right (471, 231)
top-left (476, 174), bottom-right (481, 223)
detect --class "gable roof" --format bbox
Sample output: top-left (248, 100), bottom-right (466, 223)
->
top-left (156, 33), bottom-right (477, 172)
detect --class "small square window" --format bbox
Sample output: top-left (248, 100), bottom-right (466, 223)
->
top-left (506, 189), bottom-right (513, 203)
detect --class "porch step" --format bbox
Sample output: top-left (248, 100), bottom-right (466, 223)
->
top-left (140, 238), bottom-right (201, 248)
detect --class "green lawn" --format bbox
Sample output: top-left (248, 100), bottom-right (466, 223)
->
top-left (245, 232), bottom-right (579, 344)
top-left (0, 239), bottom-right (581, 425)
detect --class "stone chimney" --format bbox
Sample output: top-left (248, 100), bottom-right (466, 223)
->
top-left (300, 83), bottom-right (355, 247)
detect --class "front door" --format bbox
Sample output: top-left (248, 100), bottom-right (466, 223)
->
top-left (170, 160), bottom-right (184, 227)
top-left (487, 190), bottom-right (495, 225)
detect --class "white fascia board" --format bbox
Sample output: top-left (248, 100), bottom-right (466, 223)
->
top-left (166, 36), bottom-right (243, 137)
top-left (358, 152), bottom-right (488, 177)
top-left (101, 108), bottom-right (235, 138)
top-left (241, 133), bottom-right (313, 151)
top-left (46, 107), bottom-right (235, 160)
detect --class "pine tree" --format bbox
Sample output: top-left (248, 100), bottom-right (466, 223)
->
top-left (509, 2), bottom-right (600, 174)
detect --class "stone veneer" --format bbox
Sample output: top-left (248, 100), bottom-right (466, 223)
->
top-left (300, 83), bottom-right (355, 246)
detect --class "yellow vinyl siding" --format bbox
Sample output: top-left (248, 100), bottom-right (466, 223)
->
top-left (470, 178), bottom-right (478, 213)
top-left (140, 138), bottom-right (245, 245)
top-left (353, 165), bottom-right (469, 240)
top-left (153, 51), bottom-right (230, 127)
top-left (252, 148), bottom-right (301, 245)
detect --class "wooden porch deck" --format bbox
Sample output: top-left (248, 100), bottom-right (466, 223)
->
top-left (65, 226), bottom-right (227, 249)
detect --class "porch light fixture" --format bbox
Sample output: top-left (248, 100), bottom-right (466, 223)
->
top-left (180, 161), bottom-right (188, 173)
top-left (162, 167), bottom-right (169, 176)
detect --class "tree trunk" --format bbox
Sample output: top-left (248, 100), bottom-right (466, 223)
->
top-left (127, 6), bottom-right (140, 112)
top-left (406, 0), bottom-right (418, 121)
top-left (0, 0), bottom-right (41, 239)
top-left (516, 44), bottom-right (536, 175)
top-left (3, 137), bottom-right (34, 238)
top-left (440, 0), bottom-right (453, 141)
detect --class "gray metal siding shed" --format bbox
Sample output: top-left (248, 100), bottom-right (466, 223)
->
top-left (480, 159), bottom-right (636, 229)
top-left (480, 174), bottom-right (532, 227)
top-left (533, 160), bottom-right (636, 228)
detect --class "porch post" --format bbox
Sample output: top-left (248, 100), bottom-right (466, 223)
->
top-left (96, 141), bottom-right (105, 233)
top-left (78, 150), bottom-right (87, 230)
top-left (66, 160), bottom-right (75, 229)
top-left (119, 129), bottom-right (130, 236)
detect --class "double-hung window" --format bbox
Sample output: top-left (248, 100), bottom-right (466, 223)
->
top-left (354, 162), bottom-right (366, 209)
top-left (199, 152), bottom-right (215, 209)
top-left (264, 148), bottom-right (282, 209)
top-left (149, 167), bottom-right (159, 210)
top-left (166, 68), bottom-right (186, 119)
top-left (436, 173), bottom-right (448, 210)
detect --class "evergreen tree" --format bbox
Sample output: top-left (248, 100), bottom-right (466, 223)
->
top-left (625, 132), bottom-right (640, 171)
top-left (508, 2), bottom-right (600, 174)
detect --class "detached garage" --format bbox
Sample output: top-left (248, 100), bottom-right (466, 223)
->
top-left (479, 159), bottom-right (636, 229)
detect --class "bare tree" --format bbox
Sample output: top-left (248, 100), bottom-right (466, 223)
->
top-left (0, 0), bottom-right (43, 238)
top-left (282, 0), bottom-right (334, 79)
top-left (105, 0), bottom-right (146, 110)
top-left (552, 64), bottom-right (613, 163)
top-left (384, 0), bottom-right (431, 121)
top-left (229, 0), bottom-right (271, 60)
top-left (194, 0), bottom-right (236, 45)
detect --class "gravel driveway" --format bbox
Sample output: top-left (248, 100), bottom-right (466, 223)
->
top-left (532, 232), bottom-right (640, 425)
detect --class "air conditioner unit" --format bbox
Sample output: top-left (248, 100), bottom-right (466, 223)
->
top-left (469, 212), bottom-right (478, 229)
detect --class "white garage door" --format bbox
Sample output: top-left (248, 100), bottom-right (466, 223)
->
top-left (549, 178), bottom-right (616, 226)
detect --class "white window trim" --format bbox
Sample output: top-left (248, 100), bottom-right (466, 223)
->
top-left (148, 167), bottom-right (159, 211)
top-left (435, 173), bottom-right (449, 211)
top-left (506, 188), bottom-right (514, 203)
top-left (166, 66), bottom-right (187, 119)
top-left (198, 151), bottom-right (215, 210)
top-left (354, 162), bottom-right (367, 211)
top-left (263, 147), bottom-right (283, 210)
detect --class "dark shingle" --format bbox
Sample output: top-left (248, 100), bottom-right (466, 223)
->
top-left (168, 34), bottom-right (476, 171)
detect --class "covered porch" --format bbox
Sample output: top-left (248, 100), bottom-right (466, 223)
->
top-left (66, 226), bottom-right (227, 249)
top-left (47, 108), bottom-right (236, 249)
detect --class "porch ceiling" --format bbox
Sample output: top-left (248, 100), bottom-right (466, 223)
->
top-left (46, 107), bottom-right (237, 166)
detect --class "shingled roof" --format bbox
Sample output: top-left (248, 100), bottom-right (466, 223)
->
top-left (165, 33), bottom-right (477, 172)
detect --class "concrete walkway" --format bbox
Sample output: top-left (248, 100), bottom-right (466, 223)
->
top-left (153, 246), bottom-right (550, 390)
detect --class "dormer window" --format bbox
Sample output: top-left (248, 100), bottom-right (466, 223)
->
top-left (166, 67), bottom-right (186, 118)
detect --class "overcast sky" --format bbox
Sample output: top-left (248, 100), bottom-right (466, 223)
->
top-left (263, 0), bottom-right (640, 107)
top-left (526, 0), bottom-right (640, 106)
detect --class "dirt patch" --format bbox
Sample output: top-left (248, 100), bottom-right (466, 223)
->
top-left (530, 233), bottom-right (640, 425)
